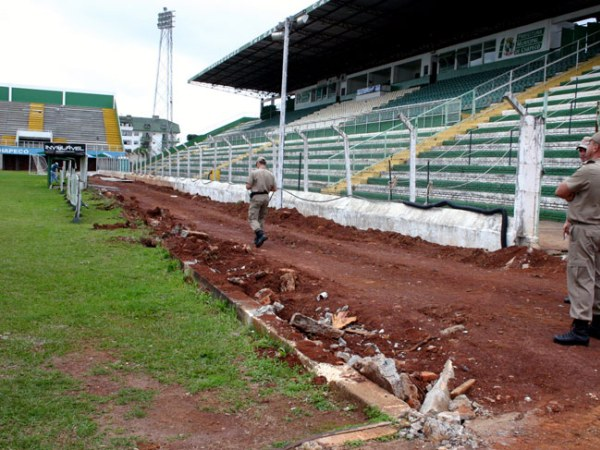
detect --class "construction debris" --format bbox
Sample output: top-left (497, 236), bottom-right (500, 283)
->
top-left (338, 352), bottom-right (421, 409)
top-left (227, 277), bottom-right (246, 286)
top-left (254, 287), bottom-right (275, 305)
top-left (440, 324), bottom-right (466, 337)
top-left (331, 310), bottom-right (357, 329)
top-left (420, 358), bottom-right (455, 415)
top-left (279, 269), bottom-right (297, 292)
top-left (181, 229), bottom-right (210, 240)
top-left (255, 302), bottom-right (284, 317)
top-left (344, 327), bottom-right (376, 337)
top-left (451, 379), bottom-right (476, 398)
top-left (316, 291), bottom-right (328, 301)
top-left (290, 313), bottom-right (344, 339)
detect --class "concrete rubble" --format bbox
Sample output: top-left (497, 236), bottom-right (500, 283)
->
top-left (421, 358), bottom-right (454, 415)
top-left (325, 353), bottom-right (486, 449)
top-left (248, 280), bottom-right (487, 448)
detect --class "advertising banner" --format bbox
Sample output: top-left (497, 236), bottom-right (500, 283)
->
top-left (43, 143), bottom-right (87, 156)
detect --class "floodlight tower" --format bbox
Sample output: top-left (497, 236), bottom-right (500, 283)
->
top-left (153, 7), bottom-right (175, 152)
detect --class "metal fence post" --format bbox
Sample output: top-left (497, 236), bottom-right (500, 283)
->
top-left (296, 129), bottom-right (309, 192)
top-left (332, 125), bottom-right (352, 197)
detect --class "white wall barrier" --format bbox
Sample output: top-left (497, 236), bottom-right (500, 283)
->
top-left (101, 172), bottom-right (514, 251)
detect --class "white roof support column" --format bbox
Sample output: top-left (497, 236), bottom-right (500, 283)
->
top-left (505, 93), bottom-right (544, 247)
top-left (399, 113), bottom-right (417, 203)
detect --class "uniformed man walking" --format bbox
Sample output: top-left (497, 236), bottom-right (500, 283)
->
top-left (246, 156), bottom-right (276, 247)
top-left (554, 132), bottom-right (600, 346)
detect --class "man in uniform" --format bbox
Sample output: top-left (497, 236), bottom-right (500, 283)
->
top-left (554, 132), bottom-right (600, 346)
top-left (246, 156), bottom-right (276, 247)
top-left (563, 137), bottom-right (590, 304)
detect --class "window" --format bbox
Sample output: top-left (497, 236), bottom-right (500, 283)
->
top-left (315, 86), bottom-right (325, 100)
top-left (438, 51), bottom-right (455, 72)
top-left (297, 91), bottom-right (310, 104)
top-left (470, 44), bottom-right (483, 66)
top-left (483, 40), bottom-right (496, 63)
top-left (327, 82), bottom-right (337, 98)
top-left (456, 47), bottom-right (469, 69)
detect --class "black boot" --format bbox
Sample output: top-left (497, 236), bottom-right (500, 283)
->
top-left (255, 230), bottom-right (268, 248)
top-left (553, 319), bottom-right (590, 346)
top-left (589, 315), bottom-right (600, 339)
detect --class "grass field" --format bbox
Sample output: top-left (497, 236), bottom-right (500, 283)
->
top-left (0, 172), bottom-right (361, 449)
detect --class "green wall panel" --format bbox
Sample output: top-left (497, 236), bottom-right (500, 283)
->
top-left (12, 88), bottom-right (62, 104)
top-left (66, 92), bottom-right (114, 108)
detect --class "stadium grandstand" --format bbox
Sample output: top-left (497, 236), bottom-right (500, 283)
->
top-left (0, 85), bottom-right (123, 172)
top-left (130, 0), bottom-right (600, 229)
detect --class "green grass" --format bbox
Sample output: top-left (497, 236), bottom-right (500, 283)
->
top-left (0, 171), bottom-right (353, 449)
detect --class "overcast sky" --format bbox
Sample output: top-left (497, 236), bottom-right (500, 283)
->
top-left (0, 0), bottom-right (311, 140)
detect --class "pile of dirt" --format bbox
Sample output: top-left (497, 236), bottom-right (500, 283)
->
top-left (458, 246), bottom-right (565, 271)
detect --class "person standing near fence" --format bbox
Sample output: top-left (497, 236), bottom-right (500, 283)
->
top-left (554, 132), bottom-right (600, 346)
top-left (246, 156), bottom-right (276, 247)
top-left (50, 160), bottom-right (59, 186)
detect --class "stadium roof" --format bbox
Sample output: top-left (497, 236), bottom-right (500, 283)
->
top-left (188, 0), bottom-right (600, 97)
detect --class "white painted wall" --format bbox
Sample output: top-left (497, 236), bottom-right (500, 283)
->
top-left (105, 173), bottom-right (515, 251)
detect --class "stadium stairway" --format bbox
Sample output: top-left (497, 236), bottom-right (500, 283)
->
top-left (28, 103), bottom-right (44, 131)
top-left (102, 108), bottom-right (123, 151)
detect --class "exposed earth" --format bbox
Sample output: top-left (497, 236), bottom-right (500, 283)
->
top-left (86, 175), bottom-right (600, 450)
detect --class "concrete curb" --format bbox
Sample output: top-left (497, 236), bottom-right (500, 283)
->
top-left (182, 261), bottom-right (411, 421)
top-left (282, 422), bottom-right (400, 449)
